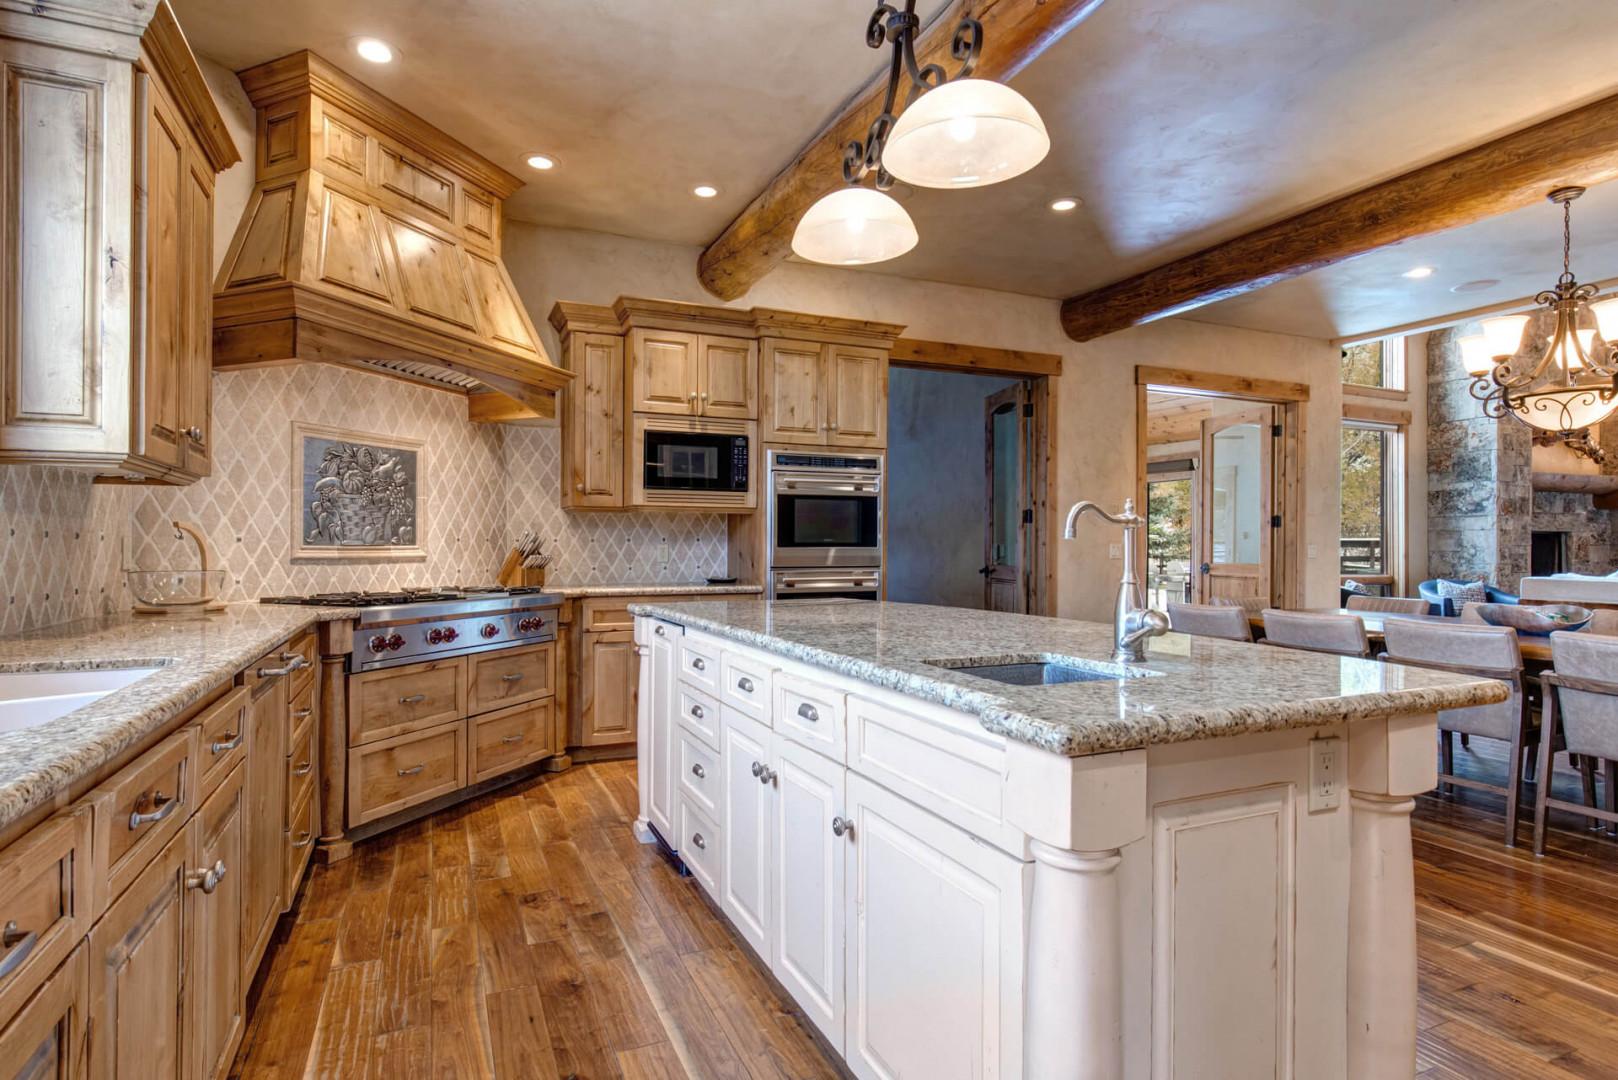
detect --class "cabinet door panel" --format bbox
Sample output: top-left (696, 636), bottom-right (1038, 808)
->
top-left (629, 329), bottom-right (699, 415)
top-left (825, 345), bottom-right (886, 448)
top-left (719, 709), bottom-right (772, 957)
top-left (180, 153), bottom-right (213, 477)
top-left (698, 335), bottom-right (757, 419)
top-left (140, 76), bottom-right (187, 472)
top-left (190, 766), bottom-right (244, 1080)
top-left (581, 631), bottom-right (637, 746)
top-left (644, 625), bottom-right (678, 841)
top-left (563, 332), bottom-right (624, 507)
top-left (0, 944), bottom-right (87, 1080)
top-left (761, 339), bottom-right (824, 445)
top-left (241, 674), bottom-right (286, 984)
top-left (771, 734), bottom-right (845, 1052)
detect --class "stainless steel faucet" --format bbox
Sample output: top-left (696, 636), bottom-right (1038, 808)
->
top-left (1063, 498), bottom-right (1170, 663)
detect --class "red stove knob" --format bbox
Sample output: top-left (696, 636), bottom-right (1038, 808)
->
top-left (386, 633), bottom-right (405, 651)
top-left (441, 626), bottom-right (459, 642)
top-left (480, 623), bottom-right (500, 639)
top-left (368, 635), bottom-right (388, 653)
top-left (426, 628), bottom-right (445, 644)
top-left (517, 616), bottom-right (538, 632)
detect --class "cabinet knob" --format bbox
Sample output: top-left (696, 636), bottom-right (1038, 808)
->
top-left (796, 703), bottom-right (819, 723)
top-left (575, 482), bottom-right (584, 492)
top-left (185, 426), bottom-right (204, 443)
top-left (737, 677), bottom-right (754, 693)
top-left (691, 832), bottom-right (706, 850)
top-left (690, 704), bottom-right (704, 720)
top-left (829, 423), bottom-right (838, 432)
top-left (693, 763), bottom-right (707, 779)
top-left (757, 767), bottom-right (776, 786)
top-left (691, 657), bottom-right (706, 671)
top-left (832, 816), bottom-right (853, 839)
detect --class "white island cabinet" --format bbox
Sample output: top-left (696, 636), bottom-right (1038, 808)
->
top-left (631, 601), bottom-right (1505, 1079)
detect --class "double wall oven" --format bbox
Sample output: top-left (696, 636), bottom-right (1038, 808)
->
top-left (767, 450), bottom-right (883, 601)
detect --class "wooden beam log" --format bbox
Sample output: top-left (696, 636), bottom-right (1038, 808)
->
top-left (1061, 91), bottom-right (1618, 341)
top-left (890, 336), bottom-right (1063, 376)
top-left (697, 0), bottom-right (1107, 301)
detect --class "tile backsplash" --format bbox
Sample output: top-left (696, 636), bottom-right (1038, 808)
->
top-left (0, 468), bottom-right (128, 635)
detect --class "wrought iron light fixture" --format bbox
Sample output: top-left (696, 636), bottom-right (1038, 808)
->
top-left (1461, 187), bottom-right (1618, 433)
top-left (791, 0), bottom-right (1050, 266)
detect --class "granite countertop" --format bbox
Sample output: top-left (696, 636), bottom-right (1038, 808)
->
top-left (628, 599), bottom-right (1509, 757)
top-left (545, 581), bottom-right (764, 599)
top-left (0, 604), bottom-right (353, 834)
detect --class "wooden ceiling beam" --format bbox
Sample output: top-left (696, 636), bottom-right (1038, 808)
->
top-left (696, 0), bottom-right (1107, 301)
top-left (1061, 91), bottom-right (1618, 341)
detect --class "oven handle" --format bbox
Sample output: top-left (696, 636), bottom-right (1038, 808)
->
top-left (776, 482), bottom-right (880, 494)
top-left (779, 578), bottom-right (881, 590)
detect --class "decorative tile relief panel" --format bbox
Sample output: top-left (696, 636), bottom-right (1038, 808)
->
top-left (0, 468), bottom-right (128, 634)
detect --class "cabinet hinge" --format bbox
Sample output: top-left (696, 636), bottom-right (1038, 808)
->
top-left (1022, 402), bottom-right (1035, 418)
top-left (1271, 514), bottom-right (1283, 528)
top-left (1271, 423), bottom-right (1283, 437)
top-left (1022, 508), bottom-right (1034, 524)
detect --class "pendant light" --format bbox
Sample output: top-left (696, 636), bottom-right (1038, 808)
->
top-left (791, 185), bottom-right (918, 266)
top-left (882, 77), bottom-right (1049, 188)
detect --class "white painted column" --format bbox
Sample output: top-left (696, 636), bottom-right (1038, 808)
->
top-left (631, 618), bottom-right (656, 843)
top-left (1347, 711), bottom-right (1437, 1080)
top-left (1026, 840), bottom-right (1126, 1079)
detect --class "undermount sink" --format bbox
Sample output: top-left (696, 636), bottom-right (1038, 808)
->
top-left (0, 667), bottom-right (161, 734)
top-left (923, 655), bottom-right (1158, 686)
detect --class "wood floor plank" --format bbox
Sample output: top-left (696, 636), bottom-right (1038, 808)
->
top-left (485, 985), bottom-right (561, 1080)
top-left (618, 1041), bottom-right (690, 1080)
top-left (303, 958), bottom-right (382, 1079)
top-left (569, 909), bottom-right (666, 1053)
top-left (531, 935), bottom-right (625, 1080)
top-left (473, 874), bottom-right (539, 993)
top-left (231, 917), bottom-right (340, 1079)
top-left (429, 922), bottom-right (494, 1080)
top-left (369, 1026), bottom-right (431, 1080)
top-left (682, 945), bottom-right (840, 1080)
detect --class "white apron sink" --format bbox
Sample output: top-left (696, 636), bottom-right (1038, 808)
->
top-left (0, 667), bottom-right (160, 734)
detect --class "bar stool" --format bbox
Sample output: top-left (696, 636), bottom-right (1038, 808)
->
top-left (1167, 602), bottom-right (1252, 642)
top-left (1260, 609), bottom-right (1369, 657)
top-left (1345, 595), bottom-right (1429, 615)
top-left (1533, 633), bottom-right (1618, 854)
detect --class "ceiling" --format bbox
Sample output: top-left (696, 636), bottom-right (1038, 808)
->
top-left (173, 0), bottom-right (1618, 340)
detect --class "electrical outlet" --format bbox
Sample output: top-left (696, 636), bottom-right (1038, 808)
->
top-left (1108, 542), bottom-right (1122, 560)
top-left (1307, 543), bottom-right (1318, 560)
top-left (1309, 736), bottom-right (1343, 812)
top-left (657, 540), bottom-right (672, 566)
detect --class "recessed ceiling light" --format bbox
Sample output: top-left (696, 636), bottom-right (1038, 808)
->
top-left (1402, 266), bottom-right (1435, 279)
top-left (353, 37), bottom-right (394, 64)
top-left (526, 154), bottom-right (557, 171)
top-left (693, 185), bottom-right (719, 199)
top-left (1050, 197), bottom-right (1080, 212)
top-left (1452, 278), bottom-right (1501, 294)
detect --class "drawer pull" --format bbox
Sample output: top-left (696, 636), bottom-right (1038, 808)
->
top-left (692, 762), bottom-right (707, 779)
top-left (128, 792), bottom-right (178, 830)
top-left (690, 657), bottom-right (706, 671)
top-left (797, 703), bottom-right (820, 723)
top-left (832, 816), bottom-right (853, 839)
top-left (736, 676), bottom-right (755, 693)
top-left (501, 733), bottom-right (525, 745)
top-left (293, 760), bottom-right (313, 777)
top-left (757, 767), bottom-right (776, 786)
top-left (258, 654), bottom-right (309, 678)
top-left (210, 731), bottom-right (242, 755)
top-left (185, 859), bottom-right (226, 894)
top-left (292, 708), bottom-right (313, 720)
top-left (690, 704), bottom-right (705, 720)
top-left (397, 764), bottom-right (426, 777)
top-left (500, 673), bottom-right (525, 683)
top-left (399, 693), bottom-right (429, 705)
top-left (691, 832), bottom-right (706, 850)
top-left (0, 921), bottom-right (38, 981)
top-left (292, 830), bottom-right (313, 849)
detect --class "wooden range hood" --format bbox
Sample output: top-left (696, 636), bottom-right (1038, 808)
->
top-left (212, 52), bottom-right (568, 419)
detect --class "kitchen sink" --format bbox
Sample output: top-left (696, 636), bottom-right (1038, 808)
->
top-left (0, 667), bottom-right (161, 734)
top-left (923, 655), bottom-right (1156, 686)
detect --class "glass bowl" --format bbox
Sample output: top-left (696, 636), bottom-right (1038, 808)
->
top-left (126, 570), bottom-right (226, 608)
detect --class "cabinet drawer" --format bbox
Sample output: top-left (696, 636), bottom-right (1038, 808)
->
top-left (469, 700), bottom-right (554, 783)
top-left (676, 684), bottom-right (721, 751)
top-left (348, 659), bottom-right (467, 746)
top-left (0, 943), bottom-right (87, 1080)
top-left (284, 785), bottom-right (315, 901)
top-left (720, 649), bottom-right (771, 721)
top-left (347, 721), bottom-right (466, 827)
top-left (774, 672), bottom-right (846, 763)
top-left (283, 631), bottom-right (318, 695)
top-left (676, 794), bottom-right (721, 900)
top-left (289, 678), bottom-right (315, 748)
top-left (581, 598), bottom-right (636, 632)
top-left (677, 729), bottom-right (719, 818)
top-left (679, 635), bottom-right (721, 695)
top-left (469, 641), bottom-right (554, 715)
top-left (0, 808), bottom-right (91, 1028)
top-left (87, 725), bottom-right (198, 914)
top-left (286, 710), bottom-right (316, 813)
top-left (195, 685), bottom-right (249, 800)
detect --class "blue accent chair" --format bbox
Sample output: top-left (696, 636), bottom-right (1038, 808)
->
top-left (1417, 579), bottom-right (1521, 617)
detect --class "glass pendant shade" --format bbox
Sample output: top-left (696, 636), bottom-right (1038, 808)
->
top-left (1458, 334), bottom-right (1493, 375)
top-left (1480, 314), bottom-right (1530, 358)
top-left (1549, 328), bottom-right (1598, 370)
top-left (881, 78), bottom-right (1050, 189)
top-left (1510, 385), bottom-right (1618, 431)
top-left (1592, 296), bottom-right (1618, 343)
top-left (792, 186), bottom-right (918, 266)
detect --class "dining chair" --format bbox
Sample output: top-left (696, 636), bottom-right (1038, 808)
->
top-left (1381, 619), bottom-right (1533, 846)
top-left (1260, 609), bottom-right (1369, 657)
top-left (1591, 609), bottom-right (1618, 636)
top-left (1167, 602), bottom-right (1252, 642)
top-left (1533, 633), bottom-right (1618, 854)
top-left (1345, 594), bottom-right (1429, 615)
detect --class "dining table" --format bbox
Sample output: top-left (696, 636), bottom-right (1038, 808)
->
top-left (1245, 608), bottom-right (1560, 664)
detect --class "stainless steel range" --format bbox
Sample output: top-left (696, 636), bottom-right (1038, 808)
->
top-left (261, 587), bottom-right (561, 671)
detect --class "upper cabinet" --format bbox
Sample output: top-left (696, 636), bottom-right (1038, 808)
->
top-left (0, 1), bottom-right (239, 483)
top-left (627, 329), bottom-right (758, 419)
top-left (763, 339), bottom-right (888, 449)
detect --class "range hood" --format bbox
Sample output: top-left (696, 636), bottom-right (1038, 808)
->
top-left (212, 51), bottom-right (568, 419)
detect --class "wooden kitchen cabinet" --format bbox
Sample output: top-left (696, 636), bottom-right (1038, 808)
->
top-left (189, 766), bottom-right (246, 1080)
top-left (0, 3), bottom-right (237, 482)
top-left (762, 338), bottom-right (887, 448)
top-left (628, 330), bottom-right (758, 419)
top-left (580, 631), bottom-right (638, 746)
top-left (0, 945), bottom-right (88, 1080)
top-left (241, 657), bottom-right (288, 985)
top-left (825, 344), bottom-right (887, 447)
top-left (557, 326), bottom-right (626, 509)
top-left (696, 335), bottom-right (758, 418)
top-left (762, 339), bottom-right (826, 444)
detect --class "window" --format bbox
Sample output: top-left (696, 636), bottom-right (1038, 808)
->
top-left (1340, 421), bottom-right (1402, 582)
top-left (1146, 470), bottom-right (1194, 609)
top-left (1340, 336), bottom-right (1406, 391)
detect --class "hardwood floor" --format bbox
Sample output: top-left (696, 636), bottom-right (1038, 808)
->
top-left (233, 748), bottom-right (1618, 1079)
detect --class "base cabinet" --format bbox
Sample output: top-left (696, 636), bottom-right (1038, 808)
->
top-left (189, 767), bottom-right (246, 1080)
top-left (771, 734), bottom-right (846, 1052)
top-left (581, 631), bottom-right (637, 746)
top-left (719, 709), bottom-right (772, 958)
top-left (240, 667), bottom-right (287, 985)
top-left (642, 624), bottom-right (678, 842)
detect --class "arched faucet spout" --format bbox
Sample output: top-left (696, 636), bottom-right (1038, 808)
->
top-left (1061, 498), bottom-right (1166, 663)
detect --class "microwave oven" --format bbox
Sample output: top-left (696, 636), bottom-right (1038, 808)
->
top-left (641, 425), bottom-right (750, 494)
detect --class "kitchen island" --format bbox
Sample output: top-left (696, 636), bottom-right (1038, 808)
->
top-left (628, 599), bottom-right (1506, 1080)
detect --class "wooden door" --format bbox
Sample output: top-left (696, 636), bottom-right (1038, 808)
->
top-left (139, 74), bottom-right (188, 473)
top-left (1197, 407), bottom-right (1275, 605)
top-left (0, 944), bottom-right (87, 1080)
top-left (87, 824), bottom-right (192, 1080)
top-left (189, 766), bottom-right (244, 1080)
top-left (629, 329), bottom-right (699, 415)
top-left (644, 624), bottom-right (678, 840)
top-left (697, 335), bottom-right (758, 418)
top-left (562, 332), bottom-right (624, 508)
top-left (241, 672), bottom-right (286, 984)
top-left (720, 710), bottom-right (773, 958)
top-left (983, 383), bottom-right (1029, 612)
top-left (761, 339), bottom-right (825, 445)
top-left (824, 345), bottom-right (887, 448)
top-left (580, 631), bottom-right (637, 746)
top-left (771, 734), bottom-right (846, 1053)
top-left (179, 150), bottom-right (214, 478)
top-left (843, 774), bottom-right (1025, 1080)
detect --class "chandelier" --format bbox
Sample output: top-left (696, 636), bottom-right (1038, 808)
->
top-left (791, 1), bottom-right (1050, 266)
top-left (1461, 186), bottom-right (1618, 433)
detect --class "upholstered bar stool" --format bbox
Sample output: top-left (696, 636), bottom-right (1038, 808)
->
top-left (1167, 602), bottom-right (1252, 642)
top-left (1260, 610), bottom-right (1370, 657)
top-left (1533, 633), bottom-right (1618, 854)
top-left (1346, 594), bottom-right (1429, 615)
top-left (1382, 620), bottom-right (1533, 845)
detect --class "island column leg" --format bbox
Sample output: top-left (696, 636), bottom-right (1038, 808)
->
top-left (1004, 744), bottom-right (1148, 1080)
top-left (1347, 711), bottom-right (1438, 1078)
